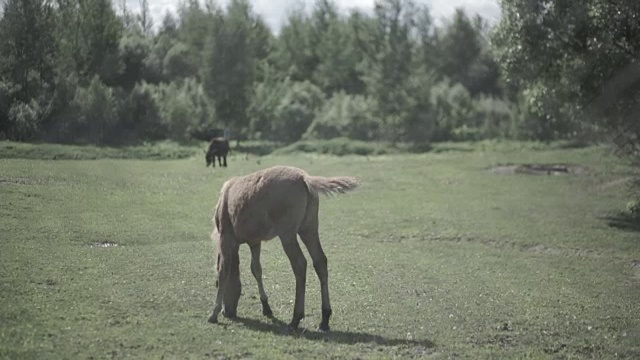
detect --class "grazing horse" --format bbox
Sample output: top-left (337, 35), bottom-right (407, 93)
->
top-left (206, 137), bottom-right (230, 168)
top-left (208, 166), bottom-right (360, 331)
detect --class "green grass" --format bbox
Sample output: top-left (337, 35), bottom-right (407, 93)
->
top-left (1, 143), bottom-right (639, 359)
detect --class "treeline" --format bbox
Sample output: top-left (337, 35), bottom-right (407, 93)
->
top-left (1, 0), bottom-right (638, 149)
top-left (0, 0), bottom-right (518, 145)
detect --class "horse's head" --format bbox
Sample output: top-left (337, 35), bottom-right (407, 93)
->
top-left (205, 146), bottom-right (215, 167)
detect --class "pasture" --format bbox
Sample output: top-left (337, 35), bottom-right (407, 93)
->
top-left (1, 141), bottom-right (639, 359)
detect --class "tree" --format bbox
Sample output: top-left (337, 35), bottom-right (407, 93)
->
top-left (493, 0), bottom-right (640, 143)
top-left (0, 0), bottom-right (57, 138)
top-left (0, 0), bottom-right (56, 103)
top-left (76, 0), bottom-right (123, 85)
top-left (177, 0), bottom-right (214, 72)
top-left (137, 0), bottom-right (152, 36)
top-left (312, 0), bottom-right (365, 95)
top-left (73, 76), bottom-right (118, 144)
top-left (203, 0), bottom-right (265, 137)
top-left (118, 30), bottom-right (152, 90)
top-left (355, 0), bottom-right (416, 141)
top-left (272, 7), bottom-right (317, 83)
top-left (438, 9), bottom-right (500, 96)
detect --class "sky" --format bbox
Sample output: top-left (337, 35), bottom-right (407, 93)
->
top-left (125, 0), bottom-right (502, 33)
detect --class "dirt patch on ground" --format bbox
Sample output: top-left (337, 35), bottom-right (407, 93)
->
top-left (597, 176), bottom-right (634, 190)
top-left (632, 260), bottom-right (640, 279)
top-left (89, 241), bottom-right (121, 248)
top-left (488, 164), bottom-right (590, 176)
top-left (0, 177), bottom-right (39, 185)
top-left (522, 244), bottom-right (600, 258)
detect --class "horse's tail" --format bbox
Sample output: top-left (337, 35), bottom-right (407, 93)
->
top-left (304, 175), bottom-right (360, 197)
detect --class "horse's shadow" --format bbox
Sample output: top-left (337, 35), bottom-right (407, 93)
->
top-left (601, 213), bottom-right (640, 233)
top-left (229, 315), bottom-right (435, 348)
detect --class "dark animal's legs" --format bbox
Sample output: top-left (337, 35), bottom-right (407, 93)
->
top-left (217, 155), bottom-right (223, 167)
top-left (279, 232), bottom-right (307, 330)
top-left (299, 228), bottom-right (332, 331)
top-left (249, 243), bottom-right (272, 316)
top-left (223, 155), bottom-right (227, 167)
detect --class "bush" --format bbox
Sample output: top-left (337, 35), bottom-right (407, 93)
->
top-left (116, 82), bottom-right (164, 143)
top-left (249, 79), bottom-right (324, 143)
top-left (73, 76), bottom-right (119, 144)
top-left (273, 137), bottom-right (401, 156)
top-left (429, 80), bottom-right (474, 141)
top-left (473, 96), bottom-right (516, 139)
top-left (7, 100), bottom-right (46, 141)
top-left (0, 140), bottom-right (200, 160)
top-left (248, 69), bottom-right (288, 140)
top-left (163, 42), bottom-right (198, 80)
top-left (274, 81), bottom-right (325, 143)
top-left (154, 78), bottom-right (216, 142)
top-left (304, 92), bottom-right (381, 141)
top-left (119, 30), bottom-right (153, 89)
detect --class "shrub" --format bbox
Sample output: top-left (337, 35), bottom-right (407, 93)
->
top-left (274, 137), bottom-right (401, 156)
top-left (304, 92), bottom-right (381, 141)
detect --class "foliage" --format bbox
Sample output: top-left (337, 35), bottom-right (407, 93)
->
top-left (154, 78), bottom-right (216, 142)
top-left (273, 80), bottom-right (325, 143)
top-left (493, 0), bottom-right (640, 144)
top-left (304, 92), bottom-right (381, 141)
top-left (247, 67), bottom-right (289, 140)
top-left (273, 137), bottom-right (401, 156)
top-left (3, 0), bottom-right (628, 150)
top-left (73, 76), bottom-right (119, 144)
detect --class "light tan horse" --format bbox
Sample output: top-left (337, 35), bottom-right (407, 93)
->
top-left (208, 165), bottom-right (360, 331)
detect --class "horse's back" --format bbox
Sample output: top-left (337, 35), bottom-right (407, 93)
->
top-left (209, 137), bottom-right (230, 154)
top-left (221, 166), bottom-right (311, 244)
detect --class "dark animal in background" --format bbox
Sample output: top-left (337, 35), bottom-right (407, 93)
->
top-left (208, 165), bottom-right (360, 332)
top-left (206, 137), bottom-right (230, 168)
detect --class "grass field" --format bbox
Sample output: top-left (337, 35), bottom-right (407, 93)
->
top-left (1, 141), bottom-right (639, 359)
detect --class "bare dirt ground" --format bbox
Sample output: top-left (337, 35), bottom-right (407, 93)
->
top-left (488, 163), bottom-right (590, 175)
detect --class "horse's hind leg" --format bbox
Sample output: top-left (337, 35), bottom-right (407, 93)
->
top-left (223, 154), bottom-right (227, 167)
top-left (208, 250), bottom-right (227, 323)
top-left (279, 232), bottom-right (307, 330)
top-left (299, 227), bottom-right (332, 331)
top-left (249, 243), bottom-right (272, 317)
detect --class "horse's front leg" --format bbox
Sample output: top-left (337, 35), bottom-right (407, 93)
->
top-left (209, 236), bottom-right (240, 323)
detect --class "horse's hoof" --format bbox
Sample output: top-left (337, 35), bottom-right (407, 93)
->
top-left (286, 324), bottom-right (298, 333)
top-left (261, 300), bottom-right (273, 317)
top-left (222, 310), bottom-right (237, 319)
top-left (207, 315), bottom-right (218, 324)
top-left (318, 323), bottom-right (330, 332)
